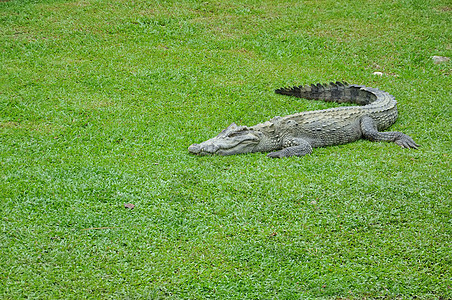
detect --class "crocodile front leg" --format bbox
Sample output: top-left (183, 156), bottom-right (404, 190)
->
top-left (361, 116), bottom-right (419, 149)
top-left (267, 137), bottom-right (313, 158)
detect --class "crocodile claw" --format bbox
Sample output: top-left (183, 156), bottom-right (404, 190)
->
top-left (395, 134), bottom-right (420, 149)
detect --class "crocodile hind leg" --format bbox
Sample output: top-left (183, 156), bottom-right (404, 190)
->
top-left (267, 137), bottom-right (313, 158)
top-left (361, 116), bottom-right (419, 149)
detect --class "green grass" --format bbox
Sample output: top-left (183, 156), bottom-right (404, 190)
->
top-left (1, 0), bottom-right (451, 298)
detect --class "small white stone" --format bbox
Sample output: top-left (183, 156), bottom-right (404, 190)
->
top-left (432, 56), bottom-right (450, 64)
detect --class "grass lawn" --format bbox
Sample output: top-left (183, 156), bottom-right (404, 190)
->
top-left (1, 0), bottom-right (451, 298)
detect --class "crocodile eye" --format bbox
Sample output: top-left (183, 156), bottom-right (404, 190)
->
top-left (226, 126), bottom-right (250, 138)
top-left (227, 131), bottom-right (247, 138)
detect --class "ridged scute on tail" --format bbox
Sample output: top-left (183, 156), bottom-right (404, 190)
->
top-left (275, 81), bottom-right (376, 106)
top-left (275, 81), bottom-right (348, 98)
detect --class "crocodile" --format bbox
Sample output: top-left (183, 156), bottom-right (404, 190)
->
top-left (188, 82), bottom-right (419, 158)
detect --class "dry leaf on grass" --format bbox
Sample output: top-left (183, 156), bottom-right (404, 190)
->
top-left (124, 203), bottom-right (135, 209)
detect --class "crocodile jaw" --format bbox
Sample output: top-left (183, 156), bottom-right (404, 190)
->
top-left (188, 123), bottom-right (261, 156)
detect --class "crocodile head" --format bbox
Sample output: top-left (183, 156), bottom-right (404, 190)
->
top-left (188, 123), bottom-right (262, 156)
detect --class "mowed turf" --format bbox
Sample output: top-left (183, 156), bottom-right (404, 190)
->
top-left (0, 0), bottom-right (451, 298)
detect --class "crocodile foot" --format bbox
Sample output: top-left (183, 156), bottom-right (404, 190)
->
top-left (394, 134), bottom-right (420, 149)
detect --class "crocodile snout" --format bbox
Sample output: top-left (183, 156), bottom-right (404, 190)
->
top-left (188, 143), bottom-right (201, 154)
top-left (188, 143), bottom-right (219, 155)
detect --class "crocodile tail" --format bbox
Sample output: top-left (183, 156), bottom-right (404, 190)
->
top-left (275, 81), bottom-right (376, 106)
